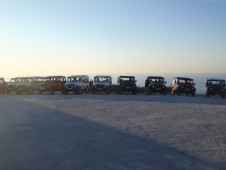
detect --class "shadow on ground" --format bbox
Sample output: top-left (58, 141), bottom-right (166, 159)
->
top-left (0, 96), bottom-right (224, 170)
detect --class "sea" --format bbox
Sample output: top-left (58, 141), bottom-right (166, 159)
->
top-left (3, 73), bottom-right (226, 94)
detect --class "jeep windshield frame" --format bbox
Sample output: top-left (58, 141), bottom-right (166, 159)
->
top-left (46, 76), bottom-right (66, 82)
top-left (94, 76), bottom-right (112, 83)
top-left (175, 77), bottom-right (194, 84)
top-left (147, 76), bottom-right (165, 83)
top-left (67, 77), bottom-right (80, 82)
top-left (207, 79), bottom-right (225, 85)
top-left (118, 76), bottom-right (136, 82)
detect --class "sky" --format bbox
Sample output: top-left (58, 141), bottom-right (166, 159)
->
top-left (1, 0), bottom-right (226, 79)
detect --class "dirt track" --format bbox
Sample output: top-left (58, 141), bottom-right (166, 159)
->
top-left (0, 94), bottom-right (226, 170)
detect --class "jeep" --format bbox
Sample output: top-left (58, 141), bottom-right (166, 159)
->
top-left (32, 77), bottom-right (45, 92)
top-left (206, 79), bottom-right (225, 98)
top-left (92, 75), bottom-right (112, 94)
top-left (64, 75), bottom-right (89, 94)
top-left (116, 76), bottom-right (137, 94)
top-left (145, 76), bottom-right (166, 95)
top-left (171, 77), bottom-right (196, 96)
top-left (38, 76), bottom-right (66, 94)
top-left (7, 78), bottom-right (18, 94)
top-left (14, 77), bottom-right (36, 95)
top-left (0, 78), bottom-right (7, 94)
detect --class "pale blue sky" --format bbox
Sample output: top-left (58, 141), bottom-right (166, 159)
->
top-left (1, 0), bottom-right (226, 78)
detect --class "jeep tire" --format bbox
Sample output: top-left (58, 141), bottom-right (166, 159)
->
top-left (176, 88), bottom-right (181, 95)
top-left (50, 89), bottom-right (55, 94)
top-left (149, 88), bottom-right (152, 95)
top-left (206, 89), bottom-right (210, 97)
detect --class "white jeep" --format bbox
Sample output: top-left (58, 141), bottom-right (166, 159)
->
top-left (92, 75), bottom-right (112, 94)
top-left (64, 75), bottom-right (89, 94)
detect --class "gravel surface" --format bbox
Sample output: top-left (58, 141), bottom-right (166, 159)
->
top-left (0, 94), bottom-right (226, 170)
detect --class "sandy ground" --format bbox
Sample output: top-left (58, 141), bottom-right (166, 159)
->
top-left (0, 94), bottom-right (226, 170)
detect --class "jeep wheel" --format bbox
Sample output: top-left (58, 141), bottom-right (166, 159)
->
top-left (149, 88), bottom-right (152, 95)
top-left (106, 88), bottom-right (110, 94)
top-left (28, 89), bottom-right (33, 94)
top-left (176, 89), bottom-right (181, 96)
top-left (77, 87), bottom-right (82, 94)
top-left (92, 89), bottom-right (96, 94)
top-left (206, 89), bottom-right (210, 97)
top-left (85, 86), bottom-right (89, 93)
top-left (117, 87), bottom-right (122, 94)
top-left (50, 89), bottom-right (55, 94)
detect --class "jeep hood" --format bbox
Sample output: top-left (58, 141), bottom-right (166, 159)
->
top-left (65, 81), bottom-right (81, 86)
top-left (93, 81), bottom-right (110, 86)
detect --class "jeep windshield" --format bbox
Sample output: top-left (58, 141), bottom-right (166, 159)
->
top-left (207, 80), bottom-right (225, 85)
top-left (148, 77), bottom-right (164, 83)
top-left (119, 77), bottom-right (136, 81)
top-left (15, 77), bottom-right (33, 82)
top-left (177, 79), bottom-right (194, 84)
top-left (67, 77), bottom-right (80, 82)
top-left (10, 78), bottom-right (16, 83)
top-left (46, 77), bottom-right (65, 82)
top-left (94, 77), bottom-right (111, 83)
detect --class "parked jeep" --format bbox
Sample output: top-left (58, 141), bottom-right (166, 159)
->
top-left (38, 76), bottom-right (66, 94)
top-left (145, 76), bottom-right (166, 95)
top-left (116, 76), bottom-right (137, 94)
top-left (92, 75), bottom-right (112, 94)
top-left (64, 75), bottom-right (89, 94)
top-left (7, 78), bottom-right (18, 94)
top-left (171, 77), bottom-right (196, 96)
top-left (32, 77), bottom-right (45, 92)
top-left (13, 77), bottom-right (35, 95)
top-left (206, 79), bottom-right (225, 98)
top-left (0, 78), bottom-right (7, 94)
